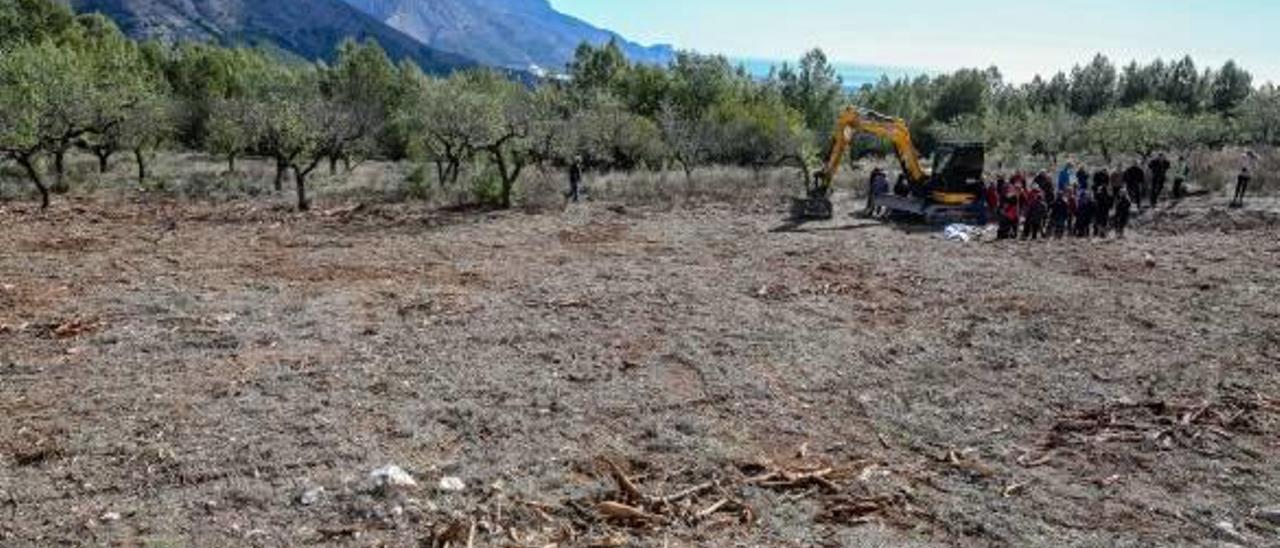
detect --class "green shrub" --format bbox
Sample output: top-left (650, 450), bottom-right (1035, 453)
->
top-left (470, 166), bottom-right (504, 206)
top-left (405, 163), bottom-right (431, 201)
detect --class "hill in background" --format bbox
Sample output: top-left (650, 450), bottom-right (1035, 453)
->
top-left (340, 0), bottom-right (674, 74)
top-left (67, 0), bottom-right (475, 72)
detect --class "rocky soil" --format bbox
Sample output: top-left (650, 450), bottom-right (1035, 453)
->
top-left (1, 193), bottom-right (1277, 547)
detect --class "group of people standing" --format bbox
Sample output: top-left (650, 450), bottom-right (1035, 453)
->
top-left (990, 154), bottom-right (1181, 241)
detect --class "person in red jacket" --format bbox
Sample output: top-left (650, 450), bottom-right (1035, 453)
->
top-left (997, 178), bottom-right (1021, 240)
top-left (985, 179), bottom-right (1000, 221)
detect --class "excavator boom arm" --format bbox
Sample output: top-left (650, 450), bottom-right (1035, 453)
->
top-left (816, 107), bottom-right (926, 194)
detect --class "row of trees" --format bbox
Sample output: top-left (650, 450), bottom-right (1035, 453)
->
top-left (3, 0), bottom-right (1279, 211)
top-left (854, 56), bottom-right (1280, 165)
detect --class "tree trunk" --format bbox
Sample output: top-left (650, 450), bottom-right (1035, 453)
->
top-left (294, 168), bottom-right (310, 211)
top-left (17, 154), bottom-right (50, 210)
top-left (329, 155), bottom-right (338, 176)
top-left (434, 160), bottom-right (447, 186)
top-left (342, 155), bottom-right (351, 173)
top-left (134, 148), bottom-right (148, 183)
top-left (292, 156), bottom-right (325, 212)
top-left (227, 154), bottom-right (237, 174)
top-left (488, 147), bottom-right (523, 210)
top-left (52, 148), bottom-right (68, 193)
top-left (501, 179), bottom-right (513, 209)
top-left (274, 158), bottom-right (287, 192)
top-left (95, 149), bottom-right (111, 173)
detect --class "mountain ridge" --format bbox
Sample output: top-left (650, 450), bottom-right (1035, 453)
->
top-left (67, 0), bottom-right (475, 73)
top-left (340, 0), bottom-right (675, 73)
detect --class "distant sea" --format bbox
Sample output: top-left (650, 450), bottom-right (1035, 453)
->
top-left (734, 58), bottom-right (927, 89)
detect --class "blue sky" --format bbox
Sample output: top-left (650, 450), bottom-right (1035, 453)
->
top-left (551, 0), bottom-right (1280, 84)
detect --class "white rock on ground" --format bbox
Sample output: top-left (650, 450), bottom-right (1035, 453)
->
top-left (437, 476), bottom-right (465, 492)
top-left (299, 487), bottom-right (325, 506)
top-left (369, 464), bottom-right (418, 490)
top-left (1215, 520), bottom-right (1246, 543)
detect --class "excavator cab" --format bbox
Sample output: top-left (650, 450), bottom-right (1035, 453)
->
top-left (925, 142), bottom-right (986, 206)
top-left (869, 141), bottom-right (988, 223)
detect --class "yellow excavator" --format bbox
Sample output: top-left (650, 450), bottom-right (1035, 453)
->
top-left (798, 106), bottom-right (987, 223)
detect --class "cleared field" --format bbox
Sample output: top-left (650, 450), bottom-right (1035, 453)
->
top-left (1, 192), bottom-right (1278, 547)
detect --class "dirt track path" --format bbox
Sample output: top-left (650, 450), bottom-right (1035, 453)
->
top-left (1, 199), bottom-right (1277, 546)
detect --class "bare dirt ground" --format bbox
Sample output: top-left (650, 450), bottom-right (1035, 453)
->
top-left (1, 191), bottom-right (1278, 547)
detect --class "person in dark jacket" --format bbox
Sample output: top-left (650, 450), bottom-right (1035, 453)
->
top-left (567, 160), bottom-right (583, 203)
top-left (1093, 167), bottom-right (1111, 194)
top-left (1075, 188), bottom-right (1094, 238)
top-left (1123, 162), bottom-right (1145, 210)
top-left (1113, 190), bottom-right (1132, 238)
top-left (894, 173), bottom-right (910, 196)
top-left (1034, 170), bottom-right (1055, 203)
top-left (1022, 188), bottom-right (1047, 240)
top-left (1065, 185), bottom-right (1078, 234)
top-left (1232, 167), bottom-right (1253, 208)
top-left (1148, 153), bottom-right (1172, 208)
top-left (1076, 165), bottom-right (1091, 192)
top-left (1093, 184), bottom-right (1113, 238)
top-left (867, 168), bottom-right (889, 216)
top-left (1049, 191), bottom-right (1069, 239)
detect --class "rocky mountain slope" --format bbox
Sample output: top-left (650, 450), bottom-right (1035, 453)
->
top-left (68, 0), bottom-right (474, 72)
top-left (341, 0), bottom-right (674, 73)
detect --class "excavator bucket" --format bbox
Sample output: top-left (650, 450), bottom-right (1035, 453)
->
top-left (792, 173), bottom-right (834, 220)
top-left (791, 196), bottom-right (834, 220)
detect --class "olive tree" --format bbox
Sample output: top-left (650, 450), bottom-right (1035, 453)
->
top-left (707, 93), bottom-right (811, 182)
top-left (205, 97), bottom-right (255, 173)
top-left (1239, 85), bottom-right (1280, 145)
top-left (319, 40), bottom-right (398, 172)
top-left (119, 95), bottom-right (176, 183)
top-left (249, 64), bottom-right (375, 211)
top-left (0, 40), bottom-right (95, 208)
top-left (569, 94), bottom-right (666, 170)
top-left (470, 73), bottom-right (540, 209)
top-left (657, 101), bottom-right (714, 181)
top-left (1084, 103), bottom-right (1181, 162)
top-left (37, 15), bottom-right (161, 189)
top-left (396, 70), bottom-right (498, 186)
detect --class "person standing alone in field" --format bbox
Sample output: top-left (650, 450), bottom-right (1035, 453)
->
top-left (567, 159), bottom-right (583, 203)
top-left (1233, 151), bottom-right (1259, 207)
top-left (1148, 153), bottom-right (1172, 208)
top-left (1233, 167), bottom-right (1253, 208)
